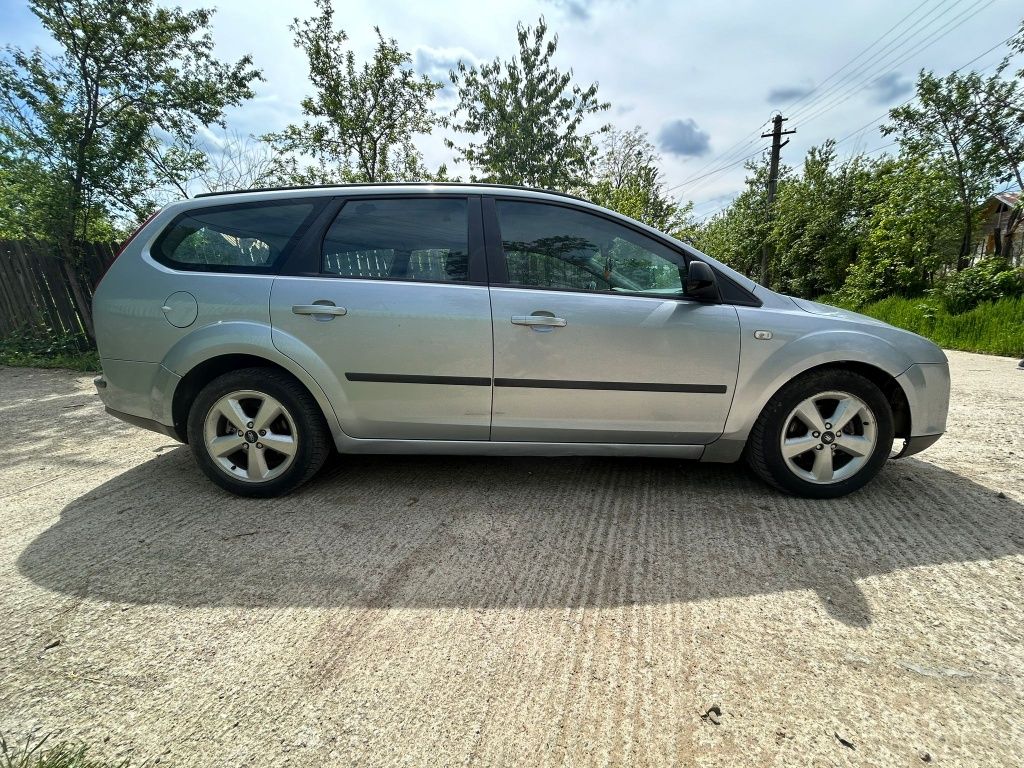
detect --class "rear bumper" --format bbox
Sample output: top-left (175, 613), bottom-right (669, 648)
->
top-left (103, 405), bottom-right (182, 441)
top-left (94, 358), bottom-right (182, 438)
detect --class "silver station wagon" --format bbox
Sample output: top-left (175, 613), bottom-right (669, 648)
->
top-left (92, 183), bottom-right (950, 498)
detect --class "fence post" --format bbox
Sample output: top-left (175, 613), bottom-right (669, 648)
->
top-left (60, 257), bottom-right (96, 344)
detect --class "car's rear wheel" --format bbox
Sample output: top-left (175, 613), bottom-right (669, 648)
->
top-left (186, 367), bottom-right (330, 497)
top-left (747, 369), bottom-right (894, 498)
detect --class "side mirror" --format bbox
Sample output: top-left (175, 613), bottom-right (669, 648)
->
top-left (685, 261), bottom-right (719, 301)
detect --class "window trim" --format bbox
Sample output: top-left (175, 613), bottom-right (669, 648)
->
top-left (150, 198), bottom-right (327, 274)
top-left (484, 196), bottom-right (761, 306)
top-left (280, 193), bottom-right (487, 286)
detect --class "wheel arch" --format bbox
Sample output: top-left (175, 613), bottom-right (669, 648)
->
top-left (171, 354), bottom-right (329, 443)
top-left (158, 322), bottom-right (344, 445)
top-left (704, 334), bottom-right (914, 464)
top-left (793, 361), bottom-right (910, 438)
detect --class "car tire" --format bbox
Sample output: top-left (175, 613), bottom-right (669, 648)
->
top-left (186, 367), bottom-right (331, 498)
top-left (746, 368), bottom-right (894, 498)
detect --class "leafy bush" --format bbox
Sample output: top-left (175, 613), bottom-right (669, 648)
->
top-left (835, 255), bottom-right (924, 309)
top-left (937, 258), bottom-right (1024, 314)
top-left (0, 327), bottom-right (99, 371)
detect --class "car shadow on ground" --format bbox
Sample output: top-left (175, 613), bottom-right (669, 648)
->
top-left (18, 448), bottom-right (1024, 628)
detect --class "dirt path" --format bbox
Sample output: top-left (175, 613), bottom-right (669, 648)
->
top-left (0, 351), bottom-right (1021, 766)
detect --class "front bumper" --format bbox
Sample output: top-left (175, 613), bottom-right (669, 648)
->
top-left (895, 362), bottom-right (950, 437)
top-left (891, 433), bottom-right (943, 459)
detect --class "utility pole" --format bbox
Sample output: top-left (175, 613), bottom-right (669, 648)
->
top-left (760, 114), bottom-right (796, 284)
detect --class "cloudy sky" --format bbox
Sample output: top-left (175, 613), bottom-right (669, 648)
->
top-left (2, 0), bottom-right (1020, 218)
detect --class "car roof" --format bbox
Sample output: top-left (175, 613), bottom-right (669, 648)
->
top-left (194, 182), bottom-right (592, 205)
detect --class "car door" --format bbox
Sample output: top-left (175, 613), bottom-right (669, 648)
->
top-left (270, 195), bottom-right (493, 440)
top-left (486, 197), bottom-right (740, 444)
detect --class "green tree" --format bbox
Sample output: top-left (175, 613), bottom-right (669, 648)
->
top-left (447, 17), bottom-right (609, 190)
top-left (0, 0), bottom-right (260, 336)
top-left (265, 0), bottom-right (443, 184)
top-left (840, 153), bottom-right (963, 306)
top-left (962, 63), bottom-right (1024, 259)
top-left (884, 71), bottom-right (1002, 270)
top-left (0, 0), bottom-right (260, 241)
top-left (770, 142), bottom-right (877, 298)
top-left (587, 127), bottom-right (695, 236)
top-left (692, 155), bottom-right (781, 281)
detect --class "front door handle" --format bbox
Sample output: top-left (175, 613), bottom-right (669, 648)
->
top-left (511, 315), bottom-right (566, 327)
top-left (293, 303), bottom-right (348, 317)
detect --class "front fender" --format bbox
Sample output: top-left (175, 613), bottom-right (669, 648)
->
top-left (703, 317), bottom-right (917, 462)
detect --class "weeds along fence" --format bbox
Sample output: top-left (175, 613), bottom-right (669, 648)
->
top-left (0, 240), bottom-right (118, 348)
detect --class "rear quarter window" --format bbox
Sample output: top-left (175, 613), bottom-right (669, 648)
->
top-left (153, 200), bottom-right (319, 272)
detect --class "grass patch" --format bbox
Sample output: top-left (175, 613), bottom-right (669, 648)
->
top-left (0, 327), bottom-right (99, 372)
top-left (0, 733), bottom-right (128, 768)
top-left (0, 348), bottom-right (99, 372)
top-left (834, 295), bottom-right (1024, 357)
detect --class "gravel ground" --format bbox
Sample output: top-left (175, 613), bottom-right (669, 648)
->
top-left (0, 351), bottom-right (1022, 767)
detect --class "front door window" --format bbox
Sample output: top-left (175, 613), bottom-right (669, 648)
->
top-left (495, 200), bottom-right (686, 296)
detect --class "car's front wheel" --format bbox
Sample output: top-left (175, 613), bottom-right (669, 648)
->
top-left (747, 369), bottom-right (895, 498)
top-left (186, 367), bottom-right (330, 497)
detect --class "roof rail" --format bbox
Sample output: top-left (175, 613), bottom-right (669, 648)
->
top-left (193, 181), bottom-right (592, 204)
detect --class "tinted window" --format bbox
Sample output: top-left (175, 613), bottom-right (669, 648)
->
top-left (322, 198), bottom-right (469, 282)
top-left (156, 202), bottom-right (315, 270)
top-left (496, 200), bottom-right (686, 295)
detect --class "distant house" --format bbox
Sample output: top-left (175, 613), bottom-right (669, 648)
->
top-left (974, 191), bottom-right (1022, 266)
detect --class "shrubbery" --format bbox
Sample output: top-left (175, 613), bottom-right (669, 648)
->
top-left (937, 257), bottom-right (1024, 314)
top-left (0, 326), bottom-right (98, 371)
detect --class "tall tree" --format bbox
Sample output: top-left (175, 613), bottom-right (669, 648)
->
top-left (770, 142), bottom-right (876, 298)
top-left (0, 0), bottom-right (260, 336)
top-left (447, 17), bottom-right (609, 190)
top-left (265, 0), bottom-right (443, 184)
top-left (884, 71), bottom-right (1001, 269)
top-left (839, 153), bottom-right (963, 305)
top-left (587, 126), bottom-right (694, 236)
top-left (0, 0), bottom-right (260, 242)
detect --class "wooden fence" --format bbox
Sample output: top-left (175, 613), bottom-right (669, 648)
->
top-left (0, 240), bottom-right (119, 347)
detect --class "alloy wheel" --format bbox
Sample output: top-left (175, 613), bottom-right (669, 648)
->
top-left (779, 390), bottom-right (878, 485)
top-left (203, 390), bottom-right (298, 483)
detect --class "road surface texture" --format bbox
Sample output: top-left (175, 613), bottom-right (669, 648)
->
top-left (0, 351), bottom-right (1021, 767)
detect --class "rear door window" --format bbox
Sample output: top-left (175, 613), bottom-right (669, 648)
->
top-left (321, 198), bottom-right (469, 282)
top-left (154, 201), bottom-right (318, 272)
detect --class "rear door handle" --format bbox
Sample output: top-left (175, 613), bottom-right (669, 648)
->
top-left (292, 303), bottom-right (347, 317)
top-left (511, 315), bottom-right (566, 327)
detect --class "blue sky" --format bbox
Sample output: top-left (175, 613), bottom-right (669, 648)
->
top-left (2, 0), bottom-right (1020, 218)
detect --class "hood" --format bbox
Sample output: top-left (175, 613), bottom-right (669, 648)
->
top-left (789, 297), bottom-right (889, 327)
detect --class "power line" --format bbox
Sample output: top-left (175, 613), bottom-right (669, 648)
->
top-left (862, 141), bottom-right (899, 155)
top-left (667, 147), bottom-right (766, 193)
top-left (775, 0), bottom-right (937, 116)
top-left (672, 9), bottom-right (1013, 205)
top-left (793, 0), bottom-right (995, 129)
top-left (832, 30), bottom-right (1017, 150)
top-left (665, 118), bottom-right (772, 192)
top-left (665, 1), bottom-right (964, 199)
top-left (786, 0), bottom-right (961, 123)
